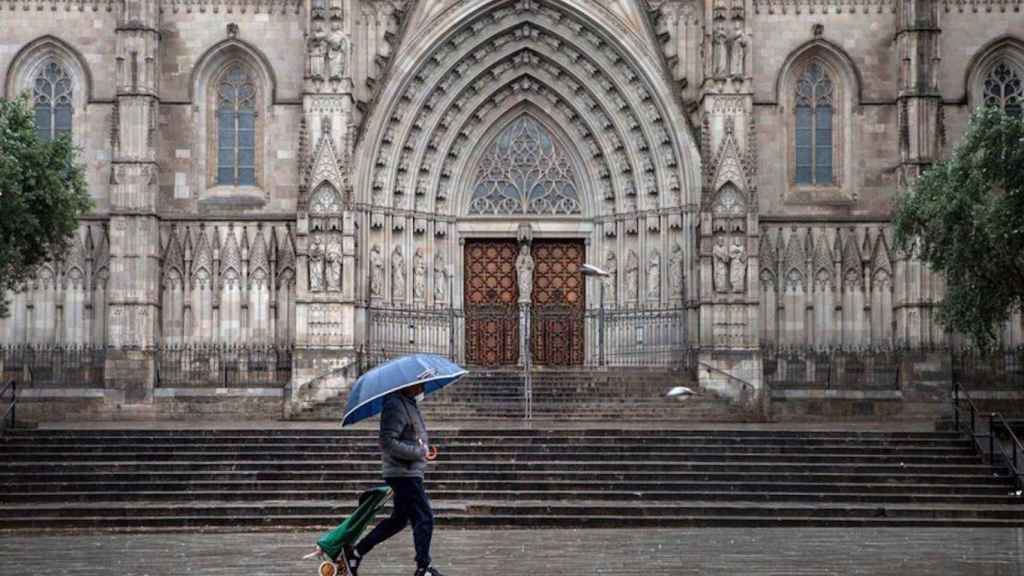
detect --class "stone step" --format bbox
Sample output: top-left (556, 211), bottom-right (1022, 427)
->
top-left (6, 429), bottom-right (964, 439)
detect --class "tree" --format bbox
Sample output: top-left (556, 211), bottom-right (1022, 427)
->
top-left (893, 106), bottom-right (1024, 349)
top-left (0, 96), bottom-right (92, 318)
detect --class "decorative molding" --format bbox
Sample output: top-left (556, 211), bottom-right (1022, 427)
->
top-left (753, 0), bottom-right (896, 15)
top-left (161, 0), bottom-right (301, 15)
top-left (942, 0), bottom-right (1023, 12)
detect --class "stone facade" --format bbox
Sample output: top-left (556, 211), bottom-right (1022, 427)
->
top-left (2, 0), bottom-right (1024, 416)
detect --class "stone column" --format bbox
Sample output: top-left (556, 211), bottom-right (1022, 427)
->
top-left (104, 0), bottom-right (162, 401)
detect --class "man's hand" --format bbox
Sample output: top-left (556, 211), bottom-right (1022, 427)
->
top-left (419, 438), bottom-right (438, 461)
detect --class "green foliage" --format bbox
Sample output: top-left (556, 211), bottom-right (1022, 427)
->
top-left (0, 96), bottom-right (92, 318)
top-left (893, 106), bottom-right (1024, 349)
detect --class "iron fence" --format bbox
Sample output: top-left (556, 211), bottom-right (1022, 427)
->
top-left (761, 345), bottom-right (901, 391)
top-left (155, 344), bottom-right (293, 388)
top-left (0, 344), bottom-right (106, 388)
top-left (952, 347), bottom-right (1024, 390)
top-left (587, 306), bottom-right (689, 368)
top-left (362, 306), bottom-right (461, 372)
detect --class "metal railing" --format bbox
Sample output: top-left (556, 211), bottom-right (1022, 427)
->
top-left (761, 345), bottom-right (901, 391)
top-left (155, 344), bottom-right (293, 388)
top-left (0, 344), bottom-right (106, 388)
top-left (952, 374), bottom-right (1024, 491)
top-left (952, 346), bottom-right (1024, 390)
top-left (587, 306), bottom-right (689, 368)
top-left (1, 380), bottom-right (16, 435)
top-left (363, 306), bottom-right (461, 372)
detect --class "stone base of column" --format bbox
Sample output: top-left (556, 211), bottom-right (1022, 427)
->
top-left (103, 347), bottom-right (155, 404)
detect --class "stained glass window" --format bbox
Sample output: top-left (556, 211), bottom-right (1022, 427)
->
top-left (983, 61), bottom-right (1023, 117)
top-left (469, 115), bottom-right (582, 215)
top-left (32, 61), bottom-right (73, 142)
top-left (216, 64), bottom-right (257, 186)
top-left (795, 62), bottom-right (834, 185)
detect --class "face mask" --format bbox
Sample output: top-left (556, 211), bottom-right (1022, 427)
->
top-left (414, 392), bottom-right (425, 402)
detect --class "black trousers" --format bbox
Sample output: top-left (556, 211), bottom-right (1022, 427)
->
top-left (355, 477), bottom-right (434, 568)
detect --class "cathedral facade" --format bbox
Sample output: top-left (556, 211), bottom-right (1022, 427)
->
top-left (1, 0), bottom-right (1023, 416)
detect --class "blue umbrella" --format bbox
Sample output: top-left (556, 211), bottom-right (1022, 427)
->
top-left (342, 354), bottom-right (468, 427)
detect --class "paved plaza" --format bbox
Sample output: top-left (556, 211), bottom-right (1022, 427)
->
top-left (1, 527), bottom-right (1022, 576)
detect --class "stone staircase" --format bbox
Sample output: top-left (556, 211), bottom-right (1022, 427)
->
top-left (296, 368), bottom-right (742, 421)
top-left (2, 428), bottom-right (1023, 530)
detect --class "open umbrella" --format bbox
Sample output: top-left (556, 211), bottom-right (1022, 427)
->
top-left (342, 354), bottom-right (468, 427)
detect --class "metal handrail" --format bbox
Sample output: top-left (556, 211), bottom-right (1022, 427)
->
top-left (952, 376), bottom-right (1024, 491)
top-left (1, 380), bottom-right (16, 435)
top-left (697, 362), bottom-right (754, 391)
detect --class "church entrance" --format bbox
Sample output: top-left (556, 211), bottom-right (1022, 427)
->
top-left (463, 238), bottom-right (585, 367)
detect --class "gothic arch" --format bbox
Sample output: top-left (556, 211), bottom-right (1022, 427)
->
top-left (190, 39), bottom-right (277, 202)
top-left (773, 39), bottom-right (864, 106)
top-left (355, 0), bottom-right (700, 213)
top-left (964, 36), bottom-right (1024, 108)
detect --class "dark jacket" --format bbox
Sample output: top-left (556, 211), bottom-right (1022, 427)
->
top-left (379, 392), bottom-right (429, 479)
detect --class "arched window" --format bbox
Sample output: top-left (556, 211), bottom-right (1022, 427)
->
top-left (32, 61), bottom-right (73, 142)
top-left (468, 115), bottom-right (582, 216)
top-left (983, 60), bottom-right (1023, 117)
top-left (794, 62), bottom-right (834, 186)
top-left (215, 63), bottom-right (257, 186)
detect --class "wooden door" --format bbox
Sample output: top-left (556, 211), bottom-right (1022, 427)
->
top-left (464, 239), bottom-right (519, 366)
top-left (531, 240), bottom-right (585, 366)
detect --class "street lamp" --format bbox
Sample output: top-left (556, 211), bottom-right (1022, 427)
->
top-left (582, 264), bottom-right (611, 367)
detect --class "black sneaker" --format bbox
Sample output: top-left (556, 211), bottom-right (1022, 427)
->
top-left (343, 546), bottom-right (361, 576)
top-left (414, 566), bottom-right (446, 576)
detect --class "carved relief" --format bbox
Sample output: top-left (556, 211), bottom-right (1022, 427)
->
top-left (625, 250), bottom-right (639, 303)
top-left (434, 253), bottom-right (449, 305)
top-left (370, 245), bottom-right (385, 299)
top-left (713, 236), bottom-right (730, 293)
top-left (413, 247), bottom-right (426, 302)
top-left (669, 242), bottom-right (685, 298)
top-left (647, 249), bottom-right (661, 301)
top-left (391, 247), bottom-right (406, 302)
top-left (604, 249), bottom-right (617, 304)
top-left (729, 238), bottom-right (747, 294)
top-left (515, 244), bottom-right (535, 304)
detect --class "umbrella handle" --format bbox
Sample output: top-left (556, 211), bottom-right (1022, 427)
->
top-left (426, 445), bottom-right (438, 461)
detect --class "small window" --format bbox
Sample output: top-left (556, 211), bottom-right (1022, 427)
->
top-left (32, 61), bottom-right (73, 142)
top-left (215, 64), bottom-right (258, 186)
top-left (794, 62), bottom-right (834, 186)
top-left (983, 60), bottom-right (1023, 117)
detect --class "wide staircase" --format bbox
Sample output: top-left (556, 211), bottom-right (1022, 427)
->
top-left (2, 427), bottom-right (1023, 530)
top-left (297, 368), bottom-right (742, 421)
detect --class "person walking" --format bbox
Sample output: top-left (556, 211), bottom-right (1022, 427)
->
top-left (344, 382), bottom-right (445, 576)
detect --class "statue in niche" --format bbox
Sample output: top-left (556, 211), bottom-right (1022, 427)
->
top-left (625, 250), bottom-right (639, 303)
top-left (325, 239), bottom-right (342, 292)
top-left (647, 250), bottom-right (661, 302)
top-left (327, 12), bottom-right (349, 81)
top-left (670, 242), bottom-right (685, 298)
top-left (309, 236), bottom-right (325, 292)
top-left (730, 29), bottom-right (747, 78)
top-left (713, 26), bottom-right (730, 78)
top-left (413, 247), bottom-right (426, 301)
top-left (604, 249), bottom-right (617, 305)
top-left (307, 17), bottom-right (328, 81)
top-left (730, 238), bottom-right (747, 294)
top-left (713, 236), bottom-right (730, 293)
top-left (515, 244), bottom-right (534, 304)
top-left (370, 245), bottom-right (384, 298)
top-left (434, 253), bottom-right (448, 305)
top-left (391, 247), bottom-right (406, 302)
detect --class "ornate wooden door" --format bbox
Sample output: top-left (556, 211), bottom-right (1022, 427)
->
top-left (464, 239), bottom-right (519, 366)
top-left (531, 240), bottom-right (585, 366)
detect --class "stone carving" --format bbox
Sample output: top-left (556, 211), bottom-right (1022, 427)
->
top-left (309, 235), bottom-right (325, 292)
top-left (391, 247), bottom-right (405, 302)
top-left (434, 253), bottom-right (448, 305)
top-left (327, 11), bottom-right (349, 81)
top-left (370, 244), bottom-right (384, 298)
top-left (647, 249), bottom-right (661, 301)
top-left (413, 247), bottom-right (426, 301)
top-left (625, 250), bottom-right (639, 302)
top-left (713, 236), bottom-right (730, 293)
top-left (729, 239), bottom-right (747, 293)
top-left (307, 17), bottom-right (328, 81)
top-left (713, 26), bottom-right (730, 78)
top-left (325, 238), bottom-right (342, 292)
top-left (604, 249), bottom-right (617, 304)
top-left (515, 244), bottom-right (535, 304)
top-left (670, 242), bottom-right (685, 298)
top-left (731, 30), bottom-right (747, 78)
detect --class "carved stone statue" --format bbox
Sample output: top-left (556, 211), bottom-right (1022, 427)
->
top-left (434, 253), bottom-right (448, 305)
top-left (307, 18), bottom-right (328, 80)
top-left (413, 247), bottom-right (426, 301)
top-left (713, 236), bottom-right (730, 293)
top-left (325, 239), bottom-right (342, 292)
top-left (327, 15), bottom-right (349, 81)
top-left (309, 236), bottom-right (325, 292)
top-left (670, 242), bottom-right (685, 298)
top-left (515, 244), bottom-right (534, 304)
top-left (370, 244), bottom-right (384, 298)
top-left (730, 30), bottom-right (747, 78)
top-left (604, 249), bottom-right (617, 305)
top-left (647, 250), bottom-right (661, 301)
top-left (730, 238), bottom-right (747, 293)
top-left (626, 250), bottom-right (639, 303)
top-left (391, 247), bottom-right (406, 302)
top-left (713, 27), bottom-right (730, 78)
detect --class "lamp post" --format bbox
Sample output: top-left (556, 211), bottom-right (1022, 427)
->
top-left (582, 264), bottom-right (611, 367)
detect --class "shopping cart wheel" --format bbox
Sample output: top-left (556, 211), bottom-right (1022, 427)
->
top-left (318, 560), bottom-right (338, 576)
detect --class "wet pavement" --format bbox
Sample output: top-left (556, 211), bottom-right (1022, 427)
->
top-left (1, 527), bottom-right (1022, 576)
